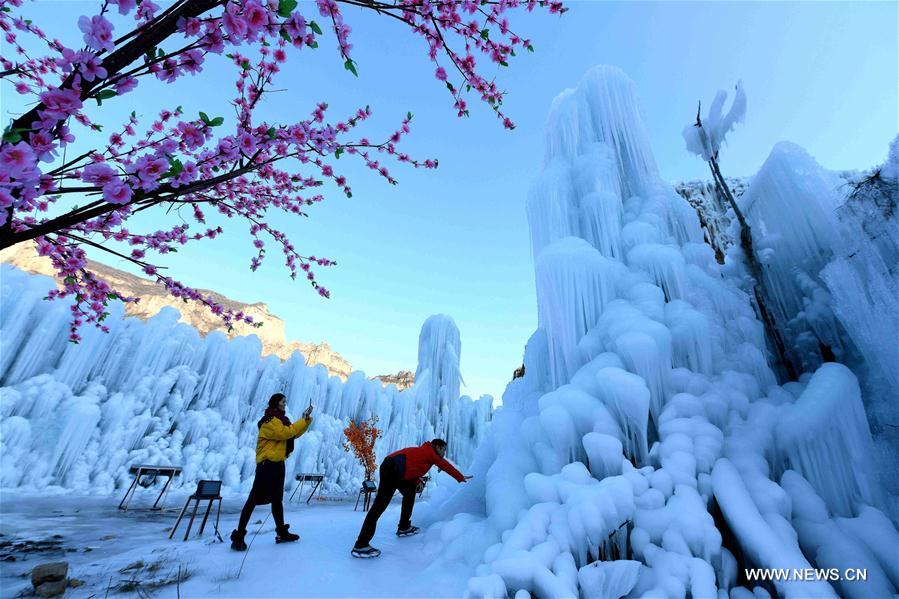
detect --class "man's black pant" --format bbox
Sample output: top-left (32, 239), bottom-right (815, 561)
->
top-left (354, 457), bottom-right (417, 548)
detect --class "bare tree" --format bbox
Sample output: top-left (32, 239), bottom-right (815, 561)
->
top-left (689, 101), bottom-right (797, 381)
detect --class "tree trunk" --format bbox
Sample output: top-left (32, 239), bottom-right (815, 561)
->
top-left (707, 156), bottom-right (797, 381)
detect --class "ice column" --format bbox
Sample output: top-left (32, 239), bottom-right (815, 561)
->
top-left (775, 363), bottom-right (885, 516)
top-left (535, 237), bottom-right (621, 388)
top-left (544, 65), bottom-right (660, 198)
top-left (415, 314), bottom-right (463, 445)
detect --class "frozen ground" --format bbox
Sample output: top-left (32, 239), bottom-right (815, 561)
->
top-left (0, 490), bottom-right (469, 598)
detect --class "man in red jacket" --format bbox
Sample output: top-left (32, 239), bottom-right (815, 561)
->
top-left (351, 438), bottom-right (470, 558)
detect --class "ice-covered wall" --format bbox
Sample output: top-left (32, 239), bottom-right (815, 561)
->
top-left (416, 66), bottom-right (897, 599)
top-left (736, 142), bottom-right (849, 373)
top-left (0, 267), bottom-right (491, 495)
top-left (723, 137), bottom-right (899, 497)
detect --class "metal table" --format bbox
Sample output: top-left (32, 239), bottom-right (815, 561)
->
top-left (289, 473), bottom-right (325, 504)
top-left (118, 465), bottom-right (182, 511)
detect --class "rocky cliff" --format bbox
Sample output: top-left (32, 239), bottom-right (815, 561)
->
top-left (0, 241), bottom-right (412, 388)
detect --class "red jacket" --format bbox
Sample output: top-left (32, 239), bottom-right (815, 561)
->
top-left (388, 442), bottom-right (465, 483)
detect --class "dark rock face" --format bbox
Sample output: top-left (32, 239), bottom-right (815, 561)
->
top-left (35, 579), bottom-right (68, 597)
top-left (31, 561), bottom-right (68, 591)
top-left (674, 177), bottom-right (747, 263)
top-left (373, 370), bottom-right (416, 391)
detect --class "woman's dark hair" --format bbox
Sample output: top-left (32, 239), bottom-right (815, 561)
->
top-left (431, 438), bottom-right (447, 450)
top-left (268, 393), bottom-right (286, 409)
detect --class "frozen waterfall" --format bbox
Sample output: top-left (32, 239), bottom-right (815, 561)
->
top-left (0, 267), bottom-right (491, 495)
top-left (417, 65), bottom-right (896, 599)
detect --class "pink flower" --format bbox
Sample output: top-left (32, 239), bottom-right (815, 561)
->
top-left (284, 13), bottom-right (307, 37)
top-left (179, 17), bottom-right (202, 37)
top-left (65, 255), bottom-right (85, 269)
top-left (435, 66), bottom-right (447, 81)
top-left (29, 131), bottom-right (58, 162)
top-left (223, 7), bottom-right (248, 40)
top-left (237, 131), bottom-right (257, 155)
top-left (78, 53), bottom-right (107, 82)
top-left (58, 124), bottom-right (75, 146)
top-left (136, 0), bottom-right (159, 21)
top-left (134, 154), bottom-right (169, 182)
top-left (243, 2), bottom-right (269, 33)
top-left (115, 76), bottom-right (138, 94)
top-left (273, 48), bottom-right (286, 63)
top-left (156, 58), bottom-right (181, 83)
top-left (82, 162), bottom-right (116, 185)
top-left (180, 49), bottom-right (204, 74)
top-left (160, 139), bottom-right (178, 154)
top-left (102, 179), bottom-right (132, 204)
top-left (202, 28), bottom-right (225, 53)
top-left (0, 188), bottom-right (15, 211)
top-left (111, 0), bottom-right (136, 15)
top-left (77, 14), bottom-right (114, 53)
top-left (0, 142), bottom-right (36, 178)
top-left (38, 87), bottom-right (83, 120)
top-left (176, 161), bottom-right (198, 185)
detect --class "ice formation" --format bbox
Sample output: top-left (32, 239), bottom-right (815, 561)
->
top-left (721, 135), bottom-right (899, 497)
top-left (0, 274), bottom-right (491, 495)
top-left (682, 81), bottom-right (746, 163)
top-left (418, 66), bottom-right (897, 598)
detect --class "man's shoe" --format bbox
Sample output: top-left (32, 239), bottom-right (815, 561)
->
top-left (230, 529), bottom-right (247, 551)
top-left (351, 544), bottom-right (381, 558)
top-left (275, 524), bottom-right (300, 543)
top-left (396, 526), bottom-right (420, 537)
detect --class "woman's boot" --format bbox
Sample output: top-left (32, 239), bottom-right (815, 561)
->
top-left (275, 524), bottom-right (300, 543)
top-left (230, 529), bottom-right (248, 551)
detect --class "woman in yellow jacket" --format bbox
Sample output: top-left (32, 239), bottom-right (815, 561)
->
top-left (230, 393), bottom-right (313, 551)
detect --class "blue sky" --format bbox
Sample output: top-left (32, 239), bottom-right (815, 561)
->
top-left (4, 1), bottom-right (897, 402)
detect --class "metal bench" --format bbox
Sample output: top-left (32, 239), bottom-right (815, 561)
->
top-left (169, 480), bottom-right (223, 542)
top-left (118, 465), bottom-right (182, 511)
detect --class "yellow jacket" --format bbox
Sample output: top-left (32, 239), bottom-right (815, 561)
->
top-left (256, 416), bottom-right (312, 463)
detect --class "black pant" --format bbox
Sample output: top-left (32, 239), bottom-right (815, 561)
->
top-left (237, 460), bottom-right (286, 533)
top-left (354, 457), bottom-right (417, 548)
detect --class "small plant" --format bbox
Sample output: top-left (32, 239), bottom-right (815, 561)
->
top-left (342, 416), bottom-right (382, 480)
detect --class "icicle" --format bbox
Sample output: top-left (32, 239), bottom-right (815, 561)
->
top-left (664, 300), bottom-right (714, 376)
top-left (526, 159), bottom-right (579, 258)
top-left (575, 66), bottom-right (660, 197)
top-left (572, 142), bottom-right (622, 199)
top-left (535, 238), bottom-right (622, 388)
top-left (627, 243), bottom-right (688, 301)
top-left (594, 367), bottom-right (650, 465)
top-left (775, 363), bottom-right (885, 516)
top-left (620, 221), bottom-right (661, 256)
top-left (50, 392), bottom-right (101, 479)
top-left (579, 191), bottom-right (624, 259)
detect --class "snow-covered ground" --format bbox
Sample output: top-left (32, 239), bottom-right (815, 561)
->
top-left (0, 490), bottom-right (470, 598)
